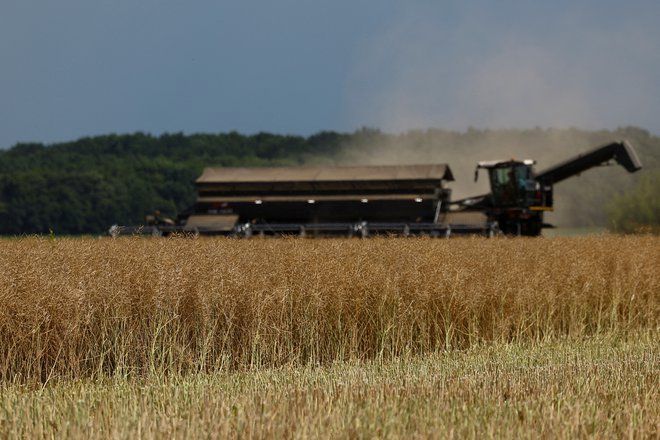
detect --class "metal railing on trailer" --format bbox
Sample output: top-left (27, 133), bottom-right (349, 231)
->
top-left (233, 221), bottom-right (499, 238)
top-left (108, 224), bottom-right (194, 237)
top-left (109, 221), bottom-right (499, 238)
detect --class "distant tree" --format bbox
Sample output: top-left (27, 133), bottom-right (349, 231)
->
top-left (608, 171), bottom-right (660, 234)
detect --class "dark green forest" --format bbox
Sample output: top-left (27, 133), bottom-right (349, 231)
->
top-left (0, 127), bottom-right (658, 235)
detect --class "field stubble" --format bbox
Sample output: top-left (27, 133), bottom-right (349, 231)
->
top-left (1, 335), bottom-right (657, 439)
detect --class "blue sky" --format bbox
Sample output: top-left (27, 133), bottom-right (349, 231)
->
top-left (1, 0), bottom-right (659, 148)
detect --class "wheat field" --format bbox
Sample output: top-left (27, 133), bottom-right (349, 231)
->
top-left (0, 235), bottom-right (658, 438)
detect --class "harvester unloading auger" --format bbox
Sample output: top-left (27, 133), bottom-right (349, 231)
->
top-left (110, 141), bottom-right (642, 238)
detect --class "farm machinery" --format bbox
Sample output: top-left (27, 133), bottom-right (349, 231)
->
top-left (110, 140), bottom-right (641, 237)
top-left (454, 140), bottom-right (642, 235)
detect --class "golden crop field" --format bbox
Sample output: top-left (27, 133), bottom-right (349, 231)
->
top-left (0, 235), bottom-right (658, 438)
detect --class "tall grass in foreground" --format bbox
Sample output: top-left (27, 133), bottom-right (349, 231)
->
top-left (0, 236), bottom-right (657, 383)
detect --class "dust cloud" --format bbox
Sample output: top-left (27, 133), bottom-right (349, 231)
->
top-left (342, 5), bottom-right (658, 135)
top-left (331, 128), bottom-right (638, 227)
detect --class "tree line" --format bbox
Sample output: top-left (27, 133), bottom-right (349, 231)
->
top-left (0, 127), bottom-right (657, 235)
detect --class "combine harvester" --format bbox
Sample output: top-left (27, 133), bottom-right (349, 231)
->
top-left (111, 141), bottom-right (641, 237)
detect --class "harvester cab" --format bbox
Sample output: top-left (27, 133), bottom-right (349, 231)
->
top-left (475, 159), bottom-right (552, 210)
top-left (473, 159), bottom-right (551, 236)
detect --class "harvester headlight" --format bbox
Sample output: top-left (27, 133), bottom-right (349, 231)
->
top-left (307, 199), bottom-right (315, 204)
top-left (414, 197), bottom-right (423, 203)
top-left (254, 200), bottom-right (263, 204)
top-left (361, 198), bottom-right (369, 203)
